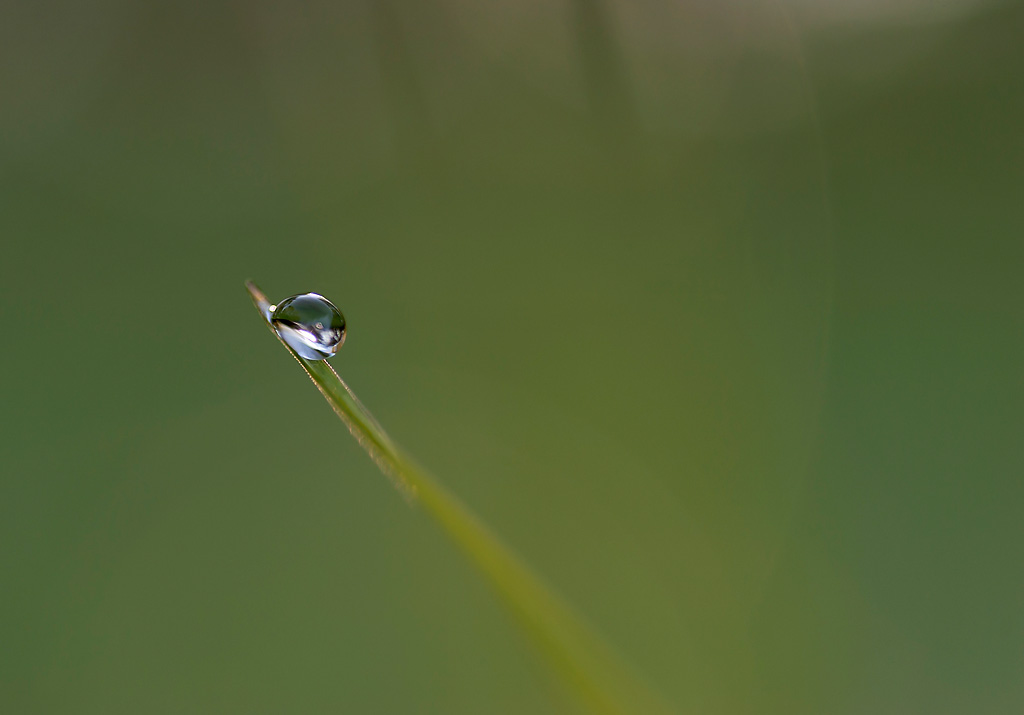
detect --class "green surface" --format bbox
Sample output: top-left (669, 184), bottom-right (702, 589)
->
top-left (2, 1), bottom-right (1022, 713)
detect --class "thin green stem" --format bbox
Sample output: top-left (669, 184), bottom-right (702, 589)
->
top-left (246, 281), bottom-right (673, 715)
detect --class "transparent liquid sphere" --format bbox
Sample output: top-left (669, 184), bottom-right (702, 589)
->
top-left (271, 293), bottom-right (346, 360)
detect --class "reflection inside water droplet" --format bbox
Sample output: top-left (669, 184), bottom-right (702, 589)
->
top-left (271, 293), bottom-right (346, 360)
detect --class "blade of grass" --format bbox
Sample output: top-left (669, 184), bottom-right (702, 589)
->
top-left (246, 281), bottom-right (673, 715)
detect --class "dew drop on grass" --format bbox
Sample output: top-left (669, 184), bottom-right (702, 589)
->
top-left (271, 293), bottom-right (347, 360)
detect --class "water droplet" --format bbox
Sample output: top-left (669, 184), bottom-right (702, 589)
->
top-left (271, 293), bottom-right (346, 360)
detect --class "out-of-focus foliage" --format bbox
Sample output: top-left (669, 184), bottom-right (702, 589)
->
top-left (2, 1), bottom-right (1021, 713)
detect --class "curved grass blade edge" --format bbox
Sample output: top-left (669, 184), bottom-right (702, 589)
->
top-left (245, 280), bottom-right (673, 715)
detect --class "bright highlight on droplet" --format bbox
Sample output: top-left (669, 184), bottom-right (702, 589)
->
top-left (271, 293), bottom-right (346, 360)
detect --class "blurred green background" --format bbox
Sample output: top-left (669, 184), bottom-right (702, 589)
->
top-left (2, 0), bottom-right (1022, 712)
